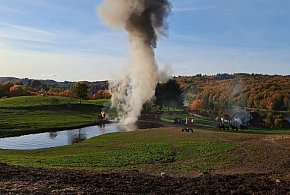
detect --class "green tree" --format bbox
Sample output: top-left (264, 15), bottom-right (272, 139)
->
top-left (270, 94), bottom-right (284, 111)
top-left (74, 82), bottom-right (89, 104)
top-left (28, 79), bottom-right (42, 90)
top-left (0, 82), bottom-right (13, 97)
top-left (155, 79), bottom-right (182, 110)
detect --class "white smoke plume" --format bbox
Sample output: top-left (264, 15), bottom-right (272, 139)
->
top-left (98, 0), bottom-right (171, 124)
top-left (158, 64), bottom-right (173, 84)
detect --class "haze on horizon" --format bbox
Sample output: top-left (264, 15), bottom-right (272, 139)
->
top-left (0, 0), bottom-right (290, 82)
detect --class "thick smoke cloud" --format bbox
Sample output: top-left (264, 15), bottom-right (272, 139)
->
top-left (98, 0), bottom-right (171, 124)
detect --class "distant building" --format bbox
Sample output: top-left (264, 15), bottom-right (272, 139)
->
top-left (231, 111), bottom-right (253, 126)
top-left (220, 109), bottom-right (235, 123)
top-left (220, 109), bottom-right (259, 127)
top-left (185, 117), bottom-right (194, 124)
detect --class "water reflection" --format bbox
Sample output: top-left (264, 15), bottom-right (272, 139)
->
top-left (98, 124), bottom-right (106, 130)
top-left (48, 132), bottom-right (58, 139)
top-left (0, 123), bottom-right (124, 150)
top-left (67, 129), bottom-right (87, 145)
top-left (0, 122), bottom-right (164, 150)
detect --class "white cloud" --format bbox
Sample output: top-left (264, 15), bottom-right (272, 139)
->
top-left (0, 22), bottom-right (57, 47)
top-left (0, 20), bottom-right (128, 56)
top-left (0, 22), bottom-right (54, 35)
top-left (0, 34), bottom-right (57, 45)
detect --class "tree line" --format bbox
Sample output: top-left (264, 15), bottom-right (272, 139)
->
top-left (176, 73), bottom-right (290, 128)
top-left (0, 80), bottom-right (111, 101)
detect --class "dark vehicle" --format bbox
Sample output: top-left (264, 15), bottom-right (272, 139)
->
top-left (217, 122), bottom-right (230, 130)
top-left (217, 120), bottom-right (241, 131)
top-left (182, 128), bottom-right (193, 133)
top-left (230, 124), bottom-right (238, 131)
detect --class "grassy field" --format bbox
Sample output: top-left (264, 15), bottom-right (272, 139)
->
top-left (0, 96), bottom-right (110, 108)
top-left (1, 96), bottom-right (290, 177)
top-left (0, 128), bottom-right (237, 174)
top-left (0, 96), bottom-right (110, 137)
top-left (0, 127), bottom-right (289, 177)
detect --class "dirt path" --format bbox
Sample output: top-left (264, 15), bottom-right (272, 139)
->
top-left (0, 163), bottom-right (289, 194)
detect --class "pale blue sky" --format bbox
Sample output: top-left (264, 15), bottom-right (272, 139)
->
top-left (0, 0), bottom-right (289, 81)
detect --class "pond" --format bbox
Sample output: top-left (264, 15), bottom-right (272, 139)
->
top-left (0, 123), bottom-right (131, 150)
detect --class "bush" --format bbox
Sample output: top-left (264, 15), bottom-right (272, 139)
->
top-left (274, 116), bottom-right (290, 129)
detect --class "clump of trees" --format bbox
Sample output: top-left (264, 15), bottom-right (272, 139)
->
top-left (74, 82), bottom-right (89, 104)
top-left (93, 90), bottom-right (111, 99)
top-left (155, 79), bottom-right (183, 110)
top-left (0, 82), bottom-right (29, 98)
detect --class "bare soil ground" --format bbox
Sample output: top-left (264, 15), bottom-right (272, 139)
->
top-left (0, 163), bottom-right (289, 194)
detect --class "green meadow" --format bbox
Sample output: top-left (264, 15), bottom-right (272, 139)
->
top-left (0, 128), bottom-right (239, 175)
top-left (0, 96), bottom-right (110, 137)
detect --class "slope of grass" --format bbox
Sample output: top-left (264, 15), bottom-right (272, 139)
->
top-left (0, 96), bottom-right (110, 137)
top-left (0, 96), bottom-right (110, 108)
top-left (0, 128), bottom-right (238, 175)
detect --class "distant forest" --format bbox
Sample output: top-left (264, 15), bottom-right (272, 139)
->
top-left (1, 74), bottom-right (289, 114)
top-left (174, 73), bottom-right (290, 128)
top-left (176, 73), bottom-right (290, 113)
top-left (0, 77), bottom-right (109, 100)
top-left (1, 74), bottom-right (290, 127)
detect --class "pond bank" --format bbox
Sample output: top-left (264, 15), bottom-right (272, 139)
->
top-left (0, 120), bottom-right (111, 139)
top-left (0, 122), bottom-right (123, 150)
top-left (0, 120), bottom-right (167, 150)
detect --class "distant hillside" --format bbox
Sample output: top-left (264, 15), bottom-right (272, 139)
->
top-left (0, 77), bottom-right (27, 84)
top-left (175, 73), bottom-right (290, 116)
top-left (0, 77), bottom-right (108, 93)
top-left (1, 74), bottom-right (289, 114)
